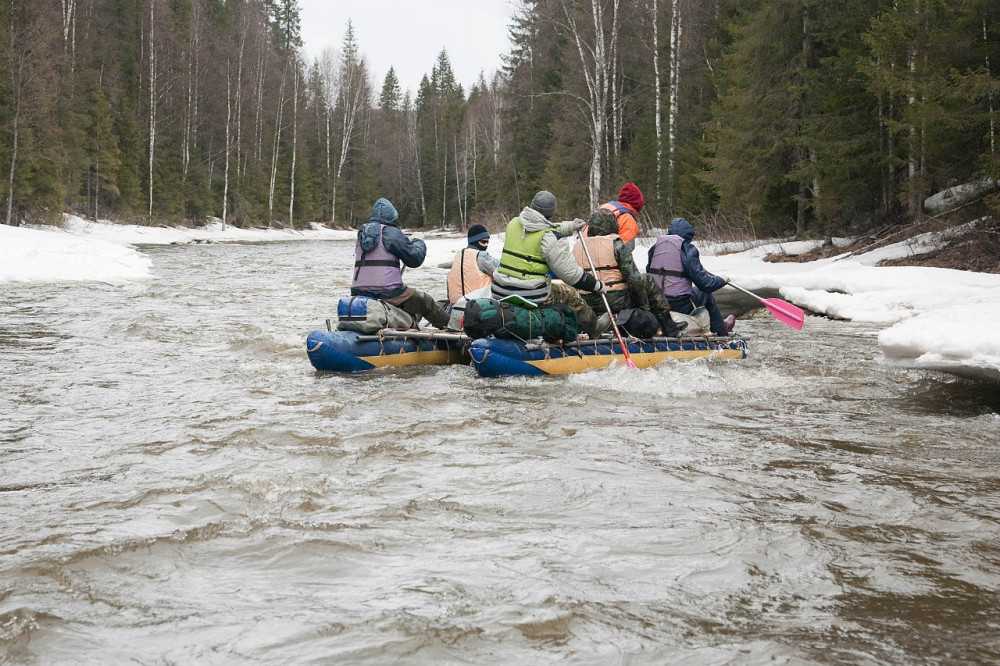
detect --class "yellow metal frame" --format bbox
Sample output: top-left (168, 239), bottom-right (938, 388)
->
top-left (360, 349), bottom-right (467, 369)
top-left (527, 348), bottom-right (744, 375)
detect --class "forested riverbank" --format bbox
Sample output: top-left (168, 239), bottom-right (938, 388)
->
top-left (0, 1), bottom-right (997, 239)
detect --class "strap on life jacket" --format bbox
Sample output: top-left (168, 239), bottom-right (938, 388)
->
top-left (460, 248), bottom-right (468, 296)
top-left (648, 267), bottom-right (686, 278)
top-left (354, 223), bottom-right (398, 280)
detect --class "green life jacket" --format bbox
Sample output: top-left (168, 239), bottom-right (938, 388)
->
top-left (498, 218), bottom-right (549, 280)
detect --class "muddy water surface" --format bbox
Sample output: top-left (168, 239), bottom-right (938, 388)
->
top-left (2, 240), bottom-right (999, 664)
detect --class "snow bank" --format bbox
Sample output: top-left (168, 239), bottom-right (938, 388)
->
top-left (0, 223), bottom-right (151, 284)
top-left (55, 215), bottom-right (356, 245)
top-left (879, 304), bottom-right (1000, 381)
top-left (848, 220), bottom-right (984, 266)
top-left (666, 232), bottom-right (1000, 381)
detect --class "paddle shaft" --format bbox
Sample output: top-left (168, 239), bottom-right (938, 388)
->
top-left (576, 230), bottom-right (636, 367)
top-left (727, 282), bottom-right (768, 305)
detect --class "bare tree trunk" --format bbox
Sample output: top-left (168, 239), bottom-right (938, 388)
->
top-left (5, 58), bottom-right (21, 227)
top-left (223, 58), bottom-right (232, 229)
top-left (60, 0), bottom-right (77, 70)
top-left (667, 0), bottom-right (682, 214)
top-left (254, 42), bottom-right (265, 162)
top-left (454, 135), bottom-right (465, 228)
top-left (652, 0), bottom-right (663, 218)
top-left (907, 44), bottom-right (918, 215)
top-left (269, 68), bottom-right (287, 228)
top-left (147, 0), bottom-right (157, 223)
top-left (986, 17), bottom-right (996, 164)
top-left (410, 109), bottom-right (428, 225)
top-left (332, 54), bottom-right (364, 225)
top-left (325, 105), bottom-right (331, 218)
top-left (490, 76), bottom-right (502, 172)
top-left (289, 64), bottom-right (299, 230)
top-left (441, 146), bottom-right (448, 228)
top-left (561, 0), bottom-right (620, 208)
top-left (235, 26), bottom-right (246, 187)
top-left (183, 0), bottom-right (198, 183)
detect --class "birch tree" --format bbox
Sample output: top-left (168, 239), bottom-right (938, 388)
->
top-left (667, 0), bottom-right (682, 214)
top-left (147, 0), bottom-right (157, 222)
top-left (330, 25), bottom-right (366, 225)
top-left (288, 62), bottom-right (299, 229)
top-left (559, 0), bottom-right (621, 209)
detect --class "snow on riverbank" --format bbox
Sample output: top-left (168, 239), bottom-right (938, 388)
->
top-left (55, 215), bottom-right (356, 245)
top-left (0, 223), bottom-right (152, 283)
top-left (685, 236), bottom-right (1000, 381)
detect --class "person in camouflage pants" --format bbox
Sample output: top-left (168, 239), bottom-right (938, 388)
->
top-left (576, 208), bottom-right (681, 337)
top-left (546, 280), bottom-right (598, 337)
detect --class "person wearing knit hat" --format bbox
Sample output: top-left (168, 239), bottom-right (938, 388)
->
top-left (491, 191), bottom-right (604, 335)
top-left (599, 182), bottom-right (645, 247)
top-left (446, 224), bottom-right (499, 304)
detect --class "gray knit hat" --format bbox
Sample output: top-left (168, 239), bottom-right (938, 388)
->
top-left (530, 191), bottom-right (557, 220)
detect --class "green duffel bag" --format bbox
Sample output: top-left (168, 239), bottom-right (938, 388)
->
top-left (464, 299), bottom-right (580, 343)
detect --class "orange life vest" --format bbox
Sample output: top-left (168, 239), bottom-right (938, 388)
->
top-left (572, 233), bottom-right (627, 292)
top-left (447, 248), bottom-right (493, 304)
top-left (600, 202), bottom-right (640, 244)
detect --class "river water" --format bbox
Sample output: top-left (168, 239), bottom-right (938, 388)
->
top-left (2, 240), bottom-right (999, 665)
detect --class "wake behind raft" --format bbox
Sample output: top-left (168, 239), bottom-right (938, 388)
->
top-left (306, 296), bottom-right (748, 378)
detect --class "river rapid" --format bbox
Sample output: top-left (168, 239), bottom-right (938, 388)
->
top-left (2, 240), bottom-right (999, 665)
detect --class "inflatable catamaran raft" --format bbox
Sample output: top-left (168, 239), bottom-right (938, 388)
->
top-left (306, 327), bottom-right (747, 377)
top-left (307, 295), bottom-right (747, 377)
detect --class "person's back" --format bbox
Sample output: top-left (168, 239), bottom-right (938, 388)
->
top-left (572, 210), bottom-right (629, 313)
top-left (351, 197), bottom-right (449, 329)
top-left (447, 224), bottom-right (496, 304)
top-left (574, 208), bottom-right (680, 337)
top-left (492, 190), bottom-right (603, 335)
top-left (600, 182), bottom-right (645, 247)
top-left (647, 218), bottom-right (734, 336)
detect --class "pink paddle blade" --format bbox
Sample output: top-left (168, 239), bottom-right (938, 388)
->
top-left (762, 298), bottom-right (806, 331)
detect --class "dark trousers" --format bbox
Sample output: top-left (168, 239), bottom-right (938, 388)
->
top-left (396, 289), bottom-right (451, 329)
top-left (669, 288), bottom-right (726, 336)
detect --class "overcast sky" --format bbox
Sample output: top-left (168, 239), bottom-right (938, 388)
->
top-left (299, 0), bottom-right (517, 95)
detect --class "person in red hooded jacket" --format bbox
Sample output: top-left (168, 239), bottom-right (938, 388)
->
top-left (599, 182), bottom-right (645, 249)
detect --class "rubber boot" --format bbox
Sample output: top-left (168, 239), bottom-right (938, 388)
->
top-left (658, 314), bottom-right (683, 339)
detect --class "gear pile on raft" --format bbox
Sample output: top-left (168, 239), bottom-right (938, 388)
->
top-left (306, 185), bottom-right (748, 378)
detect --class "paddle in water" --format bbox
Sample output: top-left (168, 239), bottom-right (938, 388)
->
top-left (576, 230), bottom-right (638, 369)
top-left (728, 282), bottom-right (806, 331)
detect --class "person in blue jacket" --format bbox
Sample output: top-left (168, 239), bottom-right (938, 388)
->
top-left (647, 217), bottom-right (735, 336)
top-left (351, 198), bottom-right (449, 328)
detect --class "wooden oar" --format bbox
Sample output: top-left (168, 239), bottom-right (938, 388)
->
top-left (576, 230), bottom-right (637, 368)
top-left (728, 282), bottom-right (806, 331)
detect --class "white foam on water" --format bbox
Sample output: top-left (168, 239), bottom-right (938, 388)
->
top-left (566, 357), bottom-right (795, 399)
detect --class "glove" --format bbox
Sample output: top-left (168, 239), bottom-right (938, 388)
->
top-left (720, 275), bottom-right (731, 285)
top-left (592, 280), bottom-right (606, 294)
top-left (572, 218), bottom-right (587, 232)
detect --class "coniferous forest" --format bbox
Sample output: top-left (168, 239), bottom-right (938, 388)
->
top-left (1, 0), bottom-right (997, 237)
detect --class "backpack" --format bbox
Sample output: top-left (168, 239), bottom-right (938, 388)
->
top-left (464, 299), bottom-right (580, 343)
top-left (336, 296), bottom-right (416, 334)
top-left (615, 308), bottom-right (660, 338)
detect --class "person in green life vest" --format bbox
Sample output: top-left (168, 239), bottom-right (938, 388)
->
top-left (491, 191), bottom-right (604, 335)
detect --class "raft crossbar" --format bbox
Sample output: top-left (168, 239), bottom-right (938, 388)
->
top-left (522, 335), bottom-right (741, 351)
top-left (355, 330), bottom-right (470, 343)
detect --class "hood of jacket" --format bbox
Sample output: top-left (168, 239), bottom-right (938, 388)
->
top-left (517, 206), bottom-right (553, 233)
top-left (359, 198), bottom-right (401, 252)
top-left (668, 217), bottom-right (696, 242)
top-left (369, 198), bottom-right (399, 227)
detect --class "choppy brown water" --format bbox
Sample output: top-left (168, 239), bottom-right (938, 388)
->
top-left (2, 241), bottom-right (999, 665)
